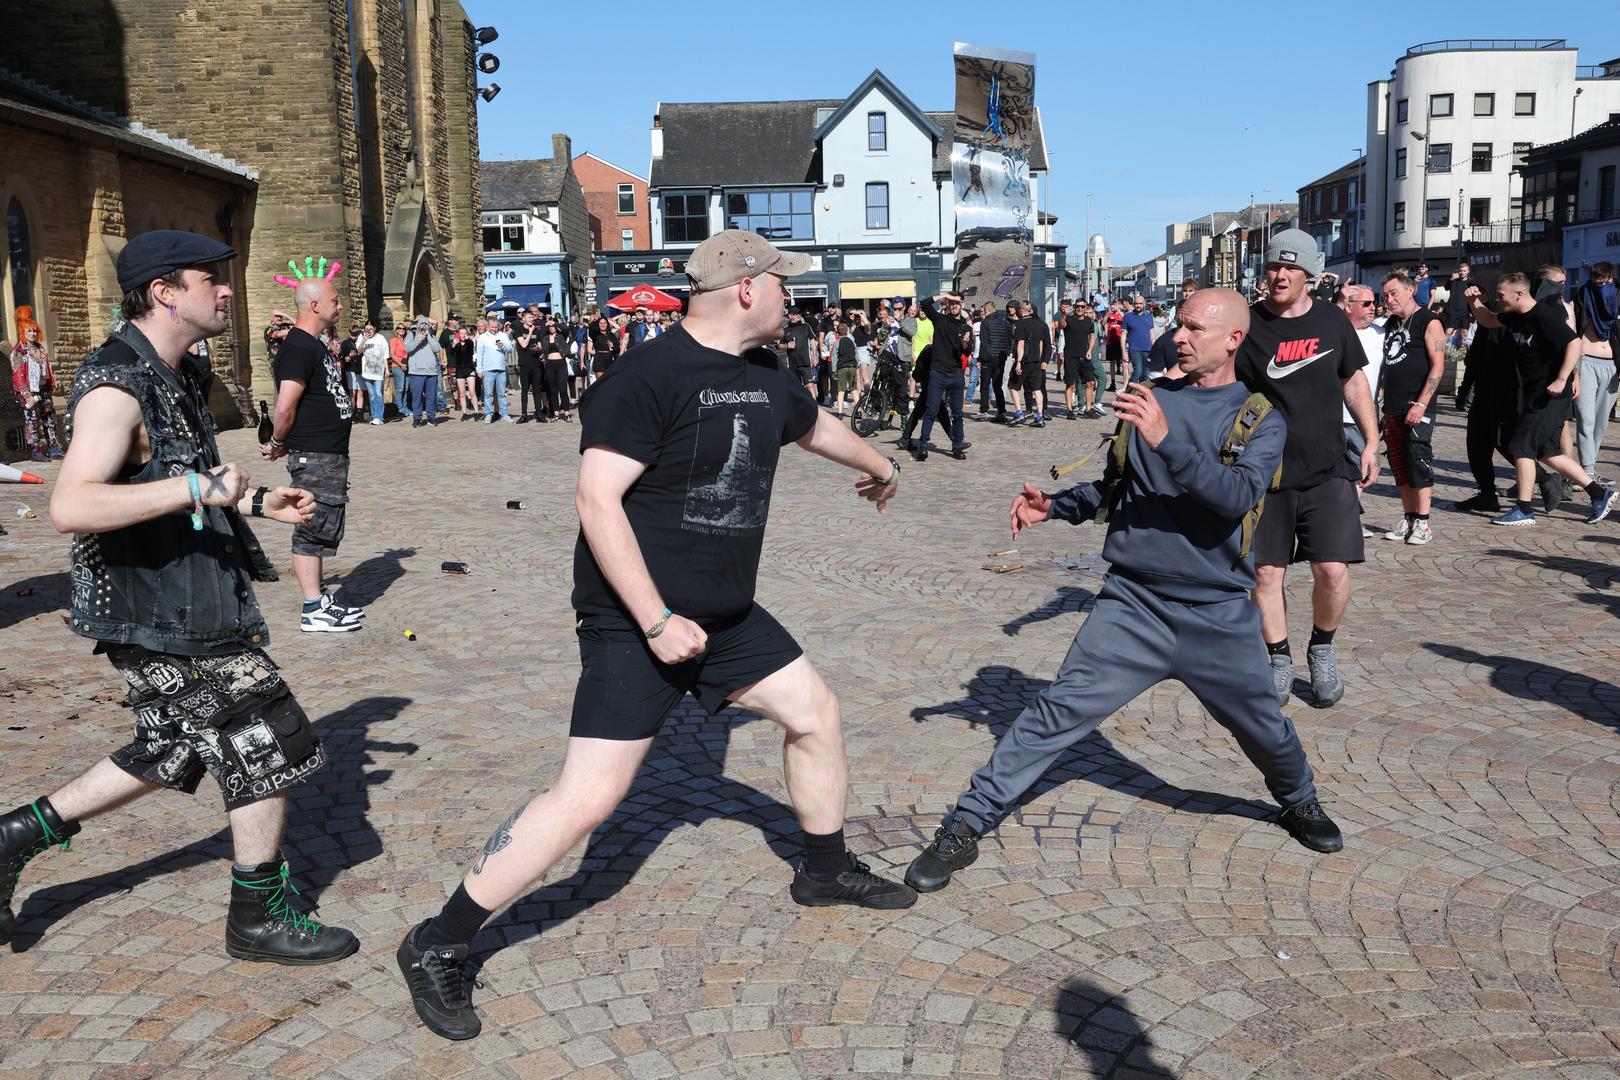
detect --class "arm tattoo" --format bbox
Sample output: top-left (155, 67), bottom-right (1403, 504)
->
top-left (472, 806), bottom-right (523, 875)
top-left (204, 467), bottom-right (232, 499)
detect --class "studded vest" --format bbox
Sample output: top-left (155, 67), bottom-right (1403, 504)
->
top-left (65, 323), bottom-right (276, 656)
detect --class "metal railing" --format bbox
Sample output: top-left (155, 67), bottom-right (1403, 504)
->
top-left (1576, 64), bottom-right (1620, 79)
top-left (1406, 39), bottom-right (1565, 56)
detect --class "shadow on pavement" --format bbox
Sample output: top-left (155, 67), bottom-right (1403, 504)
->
top-left (910, 665), bottom-right (1277, 827)
top-left (0, 572), bottom-right (68, 633)
top-left (8, 695), bottom-right (414, 953)
top-left (329, 547), bottom-right (416, 609)
top-left (1054, 977), bottom-right (1174, 1078)
top-left (1003, 585), bottom-right (1094, 637)
top-left (471, 704), bottom-right (798, 970)
top-left (1424, 644), bottom-right (1620, 728)
top-left (1483, 547), bottom-right (1619, 588)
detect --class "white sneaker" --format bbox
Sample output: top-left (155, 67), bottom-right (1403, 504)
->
top-left (370, 418), bottom-right (383, 426)
top-left (301, 600), bottom-right (363, 633)
top-left (501, 416), bottom-right (516, 423)
top-left (1382, 517), bottom-right (1410, 541)
top-left (1406, 519), bottom-right (1433, 545)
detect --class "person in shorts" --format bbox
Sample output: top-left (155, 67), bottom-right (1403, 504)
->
top-left (1012, 299), bottom-right (1051, 425)
top-left (1464, 273), bottom-right (1616, 526)
top-left (1, 230), bottom-right (357, 965)
top-left (1375, 272), bottom-right (1445, 545)
top-left (397, 230), bottom-right (916, 1042)
top-left (1236, 230), bottom-right (1379, 711)
top-left (261, 274), bottom-right (364, 632)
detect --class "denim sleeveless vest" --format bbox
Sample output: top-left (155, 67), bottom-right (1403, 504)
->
top-left (65, 323), bottom-right (276, 656)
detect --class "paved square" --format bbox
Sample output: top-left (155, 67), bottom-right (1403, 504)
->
top-left (1, 399), bottom-right (1617, 1079)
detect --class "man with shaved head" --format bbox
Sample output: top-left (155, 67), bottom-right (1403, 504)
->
top-left (261, 274), bottom-right (365, 632)
top-left (905, 287), bottom-right (1342, 894)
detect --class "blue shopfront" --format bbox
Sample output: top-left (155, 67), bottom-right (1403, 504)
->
top-left (483, 253), bottom-right (577, 318)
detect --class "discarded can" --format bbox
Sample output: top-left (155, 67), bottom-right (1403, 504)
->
top-left (505, 500), bottom-right (526, 510)
top-left (441, 561), bottom-right (470, 574)
top-left (403, 629), bottom-right (417, 641)
top-left (15, 506), bottom-right (35, 519)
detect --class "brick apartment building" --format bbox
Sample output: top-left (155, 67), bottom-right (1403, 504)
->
top-left (573, 152), bottom-right (650, 253)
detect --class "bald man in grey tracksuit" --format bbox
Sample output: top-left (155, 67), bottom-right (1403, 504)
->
top-left (905, 290), bottom-right (1343, 893)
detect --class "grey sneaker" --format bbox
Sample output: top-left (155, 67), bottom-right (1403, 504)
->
top-left (1306, 644), bottom-right (1343, 708)
top-left (1270, 653), bottom-right (1294, 706)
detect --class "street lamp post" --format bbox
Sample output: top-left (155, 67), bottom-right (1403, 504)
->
top-left (1410, 114), bottom-right (1431, 270)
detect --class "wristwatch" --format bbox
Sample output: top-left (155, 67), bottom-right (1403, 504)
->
top-left (251, 486), bottom-right (268, 517)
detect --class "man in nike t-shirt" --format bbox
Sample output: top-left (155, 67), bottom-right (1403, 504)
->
top-left (1236, 230), bottom-right (1378, 711)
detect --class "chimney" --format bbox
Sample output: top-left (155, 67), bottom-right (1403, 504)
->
top-left (551, 132), bottom-right (572, 163)
top-left (651, 111), bottom-right (663, 160)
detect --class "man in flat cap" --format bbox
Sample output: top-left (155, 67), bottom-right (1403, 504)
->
top-left (397, 229), bottom-right (914, 1042)
top-left (0, 230), bottom-right (358, 965)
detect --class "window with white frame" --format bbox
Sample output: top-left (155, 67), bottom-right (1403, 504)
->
top-left (617, 184), bottom-right (634, 214)
top-left (621, 228), bottom-right (634, 250)
top-left (481, 212), bottom-right (525, 252)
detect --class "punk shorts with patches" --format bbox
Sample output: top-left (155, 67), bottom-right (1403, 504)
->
top-left (103, 644), bottom-right (326, 810)
top-left (286, 451), bottom-right (349, 558)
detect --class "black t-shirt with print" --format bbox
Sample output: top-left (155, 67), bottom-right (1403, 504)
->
top-left (1499, 299), bottom-right (1577, 396)
top-left (273, 327), bottom-right (352, 456)
top-left (1379, 308), bottom-right (1440, 416)
top-left (1060, 314), bottom-right (1093, 359)
top-left (1236, 299), bottom-right (1367, 490)
top-left (571, 326), bottom-right (821, 622)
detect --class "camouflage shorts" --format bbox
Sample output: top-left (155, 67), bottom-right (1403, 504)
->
top-left (286, 451), bottom-right (349, 558)
top-left (103, 644), bottom-right (326, 810)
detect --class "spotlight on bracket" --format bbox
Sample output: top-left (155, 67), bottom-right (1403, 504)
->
top-left (477, 52), bottom-right (500, 74)
top-left (474, 26), bottom-right (498, 46)
top-left (479, 84), bottom-right (501, 103)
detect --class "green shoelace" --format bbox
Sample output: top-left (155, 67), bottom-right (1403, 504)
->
top-left (231, 864), bottom-right (323, 936)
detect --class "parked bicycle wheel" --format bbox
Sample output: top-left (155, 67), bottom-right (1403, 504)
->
top-left (851, 387), bottom-right (886, 438)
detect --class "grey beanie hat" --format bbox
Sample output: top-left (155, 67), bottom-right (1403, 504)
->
top-left (1263, 228), bottom-right (1321, 275)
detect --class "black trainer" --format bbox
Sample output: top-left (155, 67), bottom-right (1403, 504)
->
top-left (0, 799), bottom-right (79, 946)
top-left (397, 920), bottom-right (481, 1040)
top-left (904, 819), bottom-right (979, 892)
top-left (225, 861), bottom-right (359, 965)
top-left (789, 853), bottom-right (916, 909)
top-left (1277, 801), bottom-right (1344, 853)
top-left (1452, 492), bottom-right (1502, 513)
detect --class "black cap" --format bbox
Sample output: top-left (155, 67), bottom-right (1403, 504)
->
top-left (117, 230), bottom-right (237, 294)
top-left (787, 305), bottom-right (802, 314)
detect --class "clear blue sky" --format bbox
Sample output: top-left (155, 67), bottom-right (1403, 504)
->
top-left (464, 0), bottom-right (1616, 266)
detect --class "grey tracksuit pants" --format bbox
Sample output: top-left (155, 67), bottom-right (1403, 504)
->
top-left (952, 573), bottom-right (1317, 833)
top-left (1575, 355), bottom-right (1617, 476)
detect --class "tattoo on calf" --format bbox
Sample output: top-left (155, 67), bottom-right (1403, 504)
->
top-left (472, 806), bottom-right (523, 875)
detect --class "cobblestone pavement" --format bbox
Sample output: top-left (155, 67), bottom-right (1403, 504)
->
top-left (1, 391), bottom-right (1618, 1080)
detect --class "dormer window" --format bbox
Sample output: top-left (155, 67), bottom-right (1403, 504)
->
top-left (868, 111), bottom-right (887, 151)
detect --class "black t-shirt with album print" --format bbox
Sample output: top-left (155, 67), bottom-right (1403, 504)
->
top-left (273, 327), bottom-right (352, 456)
top-left (571, 326), bottom-right (821, 623)
top-left (1236, 299), bottom-right (1367, 490)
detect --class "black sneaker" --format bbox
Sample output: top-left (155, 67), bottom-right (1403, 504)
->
top-left (904, 820), bottom-right (980, 893)
top-left (397, 920), bottom-right (481, 1040)
top-left (1452, 492), bottom-right (1502, 513)
top-left (1278, 801), bottom-right (1343, 853)
top-left (789, 853), bottom-right (916, 909)
top-left (950, 445), bottom-right (967, 460)
top-left (1538, 473), bottom-right (1567, 514)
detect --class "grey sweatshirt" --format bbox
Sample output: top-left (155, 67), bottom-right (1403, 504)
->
top-left (1047, 378), bottom-right (1286, 601)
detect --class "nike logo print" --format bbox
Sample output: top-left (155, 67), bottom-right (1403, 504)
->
top-left (1266, 349), bottom-right (1334, 379)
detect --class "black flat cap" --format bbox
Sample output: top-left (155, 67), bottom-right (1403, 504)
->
top-left (117, 230), bottom-right (237, 294)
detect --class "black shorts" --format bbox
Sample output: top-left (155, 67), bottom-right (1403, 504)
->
top-left (570, 603), bottom-right (803, 741)
top-left (104, 644), bottom-right (326, 810)
top-left (287, 451), bottom-right (349, 558)
top-left (1063, 352), bottom-right (1093, 386)
top-left (1506, 392), bottom-right (1572, 461)
top-left (1252, 477), bottom-right (1365, 566)
top-left (1381, 414), bottom-right (1434, 489)
top-left (1017, 359), bottom-right (1046, 394)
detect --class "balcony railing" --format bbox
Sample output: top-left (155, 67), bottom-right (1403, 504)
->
top-left (1576, 64), bottom-right (1620, 79)
top-left (1466, 221), bottom-right (1521, 244)
top-left (1406, 39), bottom-right (1565, 56)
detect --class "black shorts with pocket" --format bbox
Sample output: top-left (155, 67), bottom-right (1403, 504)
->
top-left (570, 603), bottom-right (804, 741)
top-left (1017, 359), bottom-right (1046, 395)
top-left (1506, 391), bottom-right (1572, 461)
top-left (104, 644), bottom-right (326, 810)
top-left (1251, 477), bottom-right (1365, 566)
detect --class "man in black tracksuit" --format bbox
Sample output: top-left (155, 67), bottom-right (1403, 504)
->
top-left (977, 301), bottom-right (1015, 420)
top-left (1453, 319), bottom-right (1517, 513)
top-left (904, 288), bottom-right (1343, 894)
top-left (913, 292), bottom-right (974, 461)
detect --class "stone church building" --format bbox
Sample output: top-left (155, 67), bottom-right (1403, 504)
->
top-left (0, 0), bottom-right (484, 431)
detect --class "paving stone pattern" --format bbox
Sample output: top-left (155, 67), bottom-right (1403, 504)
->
top-left (0, 398), bottom-right (1617, 1079)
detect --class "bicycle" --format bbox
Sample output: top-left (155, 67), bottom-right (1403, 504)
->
top-left (851, 350), bottom-right (910, 437)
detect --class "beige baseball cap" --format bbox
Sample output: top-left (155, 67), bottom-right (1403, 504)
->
top-left (686, 229), bottom-right (813, 292)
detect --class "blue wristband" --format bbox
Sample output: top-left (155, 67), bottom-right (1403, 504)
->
top-left (185, 472), bottom-right (204, 531)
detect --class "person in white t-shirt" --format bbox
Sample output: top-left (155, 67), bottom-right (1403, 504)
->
top-left (1338, 283), bottom-right (1385, 537)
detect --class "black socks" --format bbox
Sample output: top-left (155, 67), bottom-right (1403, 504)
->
top-left (802, 827), bottom-right (847, 880)
top-left (421, 883), bottom-right (493, 950)
top-left (1517, 500), bottom-right (1534, 515)
top-left (1266, 639), bottom-right (1291, 659)
top-left (1584, 481), bottom-right (1605, 501)
top-left (1308, 626), bottom-right (1336, 649)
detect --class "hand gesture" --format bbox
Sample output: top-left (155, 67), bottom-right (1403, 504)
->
top-left (198, 464), bottom-right (249, 507)
top-left (1358, 444), bottom-right (1380, 489)
top-left (1010, 482), bottom-right (1051, 539)
top-left (1110, 383), bottom-right (1168, 448)
top-left (855, 468), bottom-right (898, 514)
top-left (1403, 402), bottom-right (1427, 427)
top-left (260, 486), bottom-right (316, 525)
top-left (1548, 376), bottom-right (1568, 398)
top-left (648, 614), bottom-right (707, 665)
top-left (259, 441), bottom-right (287, 461)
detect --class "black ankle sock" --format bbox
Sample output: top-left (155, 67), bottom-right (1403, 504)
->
top-left (1584, 481), bottom-right (1605, 500)
top-left (1265, 639), bottom-right (1291, 659)
top-left (1517, 500), bottom-right (1534, 515)
top-left (232, 858), bottom-right (283, 880)
top-left (1308, 626), bottom-right (1335, 648)
top-left (1414, 514), bottom-right (1429, 522)
top-left (802, 827), bottom-right (847, 879)
top-left (421, 883), bottom-right (493, 950)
